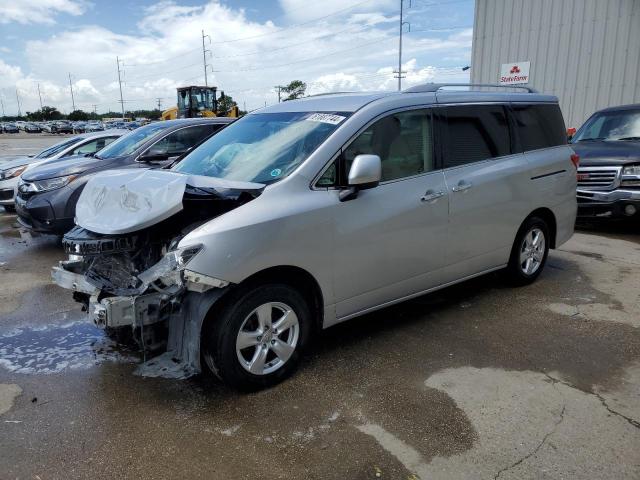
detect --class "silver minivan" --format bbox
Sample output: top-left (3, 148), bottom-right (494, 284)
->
top-left (53, 85), bottom-right (577, 390)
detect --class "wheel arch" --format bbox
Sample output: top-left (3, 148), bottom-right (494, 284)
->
top-left (237, 265), bottom-right (325, 333)
top-left (201, 265), bottom-right (325, 336)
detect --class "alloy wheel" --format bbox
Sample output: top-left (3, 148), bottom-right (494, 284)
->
top-left (519, 227), bottom-right (546, 275)
top-left (236, 301), bottom-right (299, 375)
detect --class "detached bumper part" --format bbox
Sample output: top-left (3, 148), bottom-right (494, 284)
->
top-left (89, 293), bottom-right (170, 329)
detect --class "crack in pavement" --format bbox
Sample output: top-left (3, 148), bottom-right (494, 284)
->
top-left (493, 404), bottom-right (566, 480)
top-left (542, 372), bottom-right (640, 430)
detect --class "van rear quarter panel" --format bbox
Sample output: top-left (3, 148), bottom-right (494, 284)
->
top-left (523, 145), bottom-right (577, 247)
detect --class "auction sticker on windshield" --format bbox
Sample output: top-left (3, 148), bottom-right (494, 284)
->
top-left (305, 113), bottom-right (346, 125)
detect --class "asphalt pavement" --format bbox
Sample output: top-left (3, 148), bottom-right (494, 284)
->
top-left (0, 134), bottom-right (638, 479)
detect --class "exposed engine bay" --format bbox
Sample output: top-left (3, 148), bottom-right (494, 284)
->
top-left (51, 170), bottom-right (264, 378)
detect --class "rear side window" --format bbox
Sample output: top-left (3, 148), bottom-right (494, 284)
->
top-left (443, 105), bottom-right (511, 168)
top-left (512, 104), bottom-right (566, 151)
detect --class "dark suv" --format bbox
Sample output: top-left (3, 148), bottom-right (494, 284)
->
top-left (571, 104), bottom-right (640, 219)
top-left (16, 118), bottom-right (233, 234)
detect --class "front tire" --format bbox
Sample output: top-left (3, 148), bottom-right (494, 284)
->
top-left (202, 284), bottom-right (311, 391)
top-left (505, 216), bottom-right (550, 286)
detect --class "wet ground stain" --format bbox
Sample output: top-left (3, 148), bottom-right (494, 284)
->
top-left (0, 321), bottom-right (137, 374)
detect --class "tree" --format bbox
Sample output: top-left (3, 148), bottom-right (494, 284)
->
top-left (26, 106), bottom-right (62, 121)
top-left (217, 92), bottom-right (237, 115)
top-left (282, 80), bottom-right (306, 101)
top-left (68, 109), bottom-right (89, 121)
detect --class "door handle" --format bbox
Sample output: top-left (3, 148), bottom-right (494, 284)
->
top-left (452, 181), bottom-right (472, 193)
top-left (421, 190), bottom-right (445, 202)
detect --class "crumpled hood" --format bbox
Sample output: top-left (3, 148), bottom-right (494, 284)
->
top-left (22, 155), bottom-right (119, 181)
top-left (571, 140), bottom-right (640, 166)
top-left (75, 169), bottom-right (265, 235)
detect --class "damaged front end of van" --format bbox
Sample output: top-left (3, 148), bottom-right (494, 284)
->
top-left (51, 169), bottom-right (264, 379)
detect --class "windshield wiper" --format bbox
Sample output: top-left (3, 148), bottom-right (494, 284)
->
top-left (577, 137), bottom-right (606, 142)
top-left (617, 136), bottom-right (640, 141)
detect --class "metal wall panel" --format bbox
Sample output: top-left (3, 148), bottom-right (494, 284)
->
top-left (471, 0), bottom-right (640, 127)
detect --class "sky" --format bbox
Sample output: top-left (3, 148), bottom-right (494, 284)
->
top-left (0, 0), bottom-right (474, 115)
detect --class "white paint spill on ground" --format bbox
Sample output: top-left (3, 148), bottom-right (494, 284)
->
top-left (328, 411), bottom-right (340, 422)
top-left (220, 424), bottom-right (241, 436)
top-left (0, 384), bottom-right (22, 415)
top-left (0, 321), bottom-right (137, 374)
top-left (356, 423), bottom-right (426, 478)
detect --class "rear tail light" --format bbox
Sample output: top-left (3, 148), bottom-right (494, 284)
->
top-left (570, 153), bottom-right (580, 169)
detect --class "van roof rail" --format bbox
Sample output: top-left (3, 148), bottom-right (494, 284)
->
top-left (404, 83), bottom-right (538, 94)
top-left (304, 91), bottom-right (356, 98)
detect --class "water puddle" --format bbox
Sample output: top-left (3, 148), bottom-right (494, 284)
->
top-left (0, 321), bottom-right (138, 374)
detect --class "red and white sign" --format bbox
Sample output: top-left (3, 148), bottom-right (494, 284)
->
top-left (499, 61), bottom-right (530, 85)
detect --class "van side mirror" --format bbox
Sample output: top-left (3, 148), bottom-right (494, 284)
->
top-left (567, 127), bottom-right (576, 142)
top-left (339, 154), bottom-right (382, 202)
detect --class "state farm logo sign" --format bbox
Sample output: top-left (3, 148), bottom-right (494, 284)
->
top-left (499, 61), bottom-right (530, 85)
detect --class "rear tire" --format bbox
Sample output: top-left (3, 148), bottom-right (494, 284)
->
top-left (202, 284), bottom-right (311, 391)
top-left (505, 216), bottom-right (550, 286)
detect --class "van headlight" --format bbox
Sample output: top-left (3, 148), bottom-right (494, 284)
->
top-left (0, 165), bottom-right (27, 180)
top-left (137, 244), bottom-right (203, 285)
top-left (27, 175), bottom-right (77, 193)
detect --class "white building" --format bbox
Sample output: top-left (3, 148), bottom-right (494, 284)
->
top-left (471, 0), bottom-right (640, 128)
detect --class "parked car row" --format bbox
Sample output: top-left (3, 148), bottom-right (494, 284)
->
top-left (0, 130), bottom-right (128, 211)
top-left (1, 123), bottom-right (19, 133)
top-left (0, 120), bottom-right (145, 135)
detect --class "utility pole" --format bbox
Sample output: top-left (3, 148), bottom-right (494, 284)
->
top-left (92, 104), bottom-right (97, 114)
top-left (275, 85), bottom-right (283, 103)
top-left (0, 98), bottom-right (5, 119)
top-left (202, 30), bottom-right (211, 86)
top-left (15, 89), bottom-right (21, 117)
top-left (68, 73), bottom-right (76, 111)
top-left (116, 56), bottom-right (125, 120)
top-left (37, 83), bottom-right (43, 110)
top-left (394, 0), bottom-right (411, 91)
top-left (157, 97), bottom-right (162, 111)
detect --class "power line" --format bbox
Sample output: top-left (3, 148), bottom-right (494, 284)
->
top-left (209, 0), bottom-right (375, 45)
top-left (212, 35), bottom-right (396, 73)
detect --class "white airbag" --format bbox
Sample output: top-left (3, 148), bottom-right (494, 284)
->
top-left (76, 169), bottom-right (187, 235)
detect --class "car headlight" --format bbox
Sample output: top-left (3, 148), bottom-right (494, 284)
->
top-left (622, 165), bottom-right (640, 177)
top-left (0, 165), bottom-right (27, 180)
top-left (29, 175), bottom-right (77, 193)
top-left (621, 165), bottom-right (640, 186)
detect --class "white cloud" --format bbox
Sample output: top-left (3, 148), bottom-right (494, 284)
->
top-left (0, 0), bottom-right (86, 25)
top-left (2, 0), bottom-right (471, 113)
